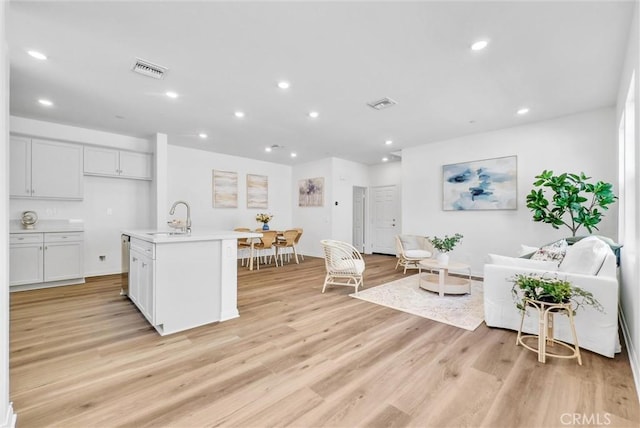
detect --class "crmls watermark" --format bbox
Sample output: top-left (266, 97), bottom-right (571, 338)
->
top-left (560, 413), bottom-right (612, 425)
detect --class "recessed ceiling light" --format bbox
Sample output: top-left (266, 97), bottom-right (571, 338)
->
top-left (235, 111), bottom-right (245, 118)
top-left (517, 107), bottom-right (530, 115)
top-left (382, 157), bottom-right (389, 162)
top-left (265, 147), bottom-right (272, 152)
top-left (291, 152), bottom-right (297, 158)
top-left (308, 111), bottom-right (319, 118)
top-left (277, 81), bottom-right (290, 89)
top-left (27, 50), bottom-right (47, 60)
top-left (471, 40), bottom-right (489, 51)
top-left (165, 91), bottom-right (178, 99)
top-left (198, 133), bottom-right (208, 139)
top-left (38, 99), bottom-right (53, 107)
top-left (385, 140), bottom-right (393, 145)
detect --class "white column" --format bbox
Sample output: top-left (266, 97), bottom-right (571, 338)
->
top-left (152, 133), bottom-right (168, 229)
top-left (1, 2), bottom-right (16, 426)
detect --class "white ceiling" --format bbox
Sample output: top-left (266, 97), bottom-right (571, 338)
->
top-left (7, 1), bottom-right (635, 165)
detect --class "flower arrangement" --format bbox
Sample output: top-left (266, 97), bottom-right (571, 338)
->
top-left (255, 213), bottom-right (273, 224)
top-left (511, 273), bottom-right (603, 313)
top-left (428, 233), bottom-right (463, 253)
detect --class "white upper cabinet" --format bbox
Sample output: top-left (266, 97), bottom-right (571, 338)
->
top-left (84, 146), bottom-right (152, 180)
top-left (10, 136), bottom-right (84, 200)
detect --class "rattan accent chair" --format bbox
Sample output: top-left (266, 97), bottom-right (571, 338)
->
top-left (320, 239), bottom-right (365, 294)
top-left (395, 235), bottom-right (434, 274)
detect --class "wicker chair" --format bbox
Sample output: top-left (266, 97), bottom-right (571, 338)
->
top-left (395, 235), bottom-right (433, 274)
top-left (320, 239), bottom-right (365, 294)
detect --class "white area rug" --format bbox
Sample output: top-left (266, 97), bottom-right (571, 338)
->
top-left (350, 274), bottom-right (485, 331)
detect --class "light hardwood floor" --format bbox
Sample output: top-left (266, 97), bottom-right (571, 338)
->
top-left (10, 254), bottom-right (640, 427)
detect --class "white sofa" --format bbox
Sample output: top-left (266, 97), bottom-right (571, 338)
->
top-left (483, 236), bottom-right (620, 358)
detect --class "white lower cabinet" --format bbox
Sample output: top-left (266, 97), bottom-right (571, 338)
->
top-left (129, 238), bottom-right (155, 324)
top-left (10, 234), bottom-right (44, 286)
top-left (10, 232), bottom-right (84, 288)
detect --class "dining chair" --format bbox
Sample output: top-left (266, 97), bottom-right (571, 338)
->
top-left (274, 229), bottom-right (300, 265)
top-left (234, 227), bottom-right (252, 266)
top-left (254, 230), bottom-right (279, 269)
top-left (293, 228), bottom-right (304, 261)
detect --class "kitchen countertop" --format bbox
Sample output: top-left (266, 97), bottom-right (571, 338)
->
top-left (122, 228), bottom-right (262, 244)
top-left (10, 219), bottom-right (84, 233)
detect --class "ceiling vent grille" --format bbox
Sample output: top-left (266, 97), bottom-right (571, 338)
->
top-left (367, 97), bottom-right (398, 110)
top-left (131, 58), bottom-right (168, 80)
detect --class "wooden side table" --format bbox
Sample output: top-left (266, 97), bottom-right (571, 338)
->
top-left (417, 259), bottom-right (471, 296)
top-left (516, 298), bottom-right (582, 365)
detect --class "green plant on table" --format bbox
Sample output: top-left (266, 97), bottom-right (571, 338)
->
top-left (510, 273), bottom-right (603, 314)
top-left (526, 170), bottom-right (617, 237)
top-left (428, 233), bottom-right (463, 253)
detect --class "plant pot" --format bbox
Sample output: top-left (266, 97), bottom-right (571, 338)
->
top-left (436, 252), bottom-right (449, 265)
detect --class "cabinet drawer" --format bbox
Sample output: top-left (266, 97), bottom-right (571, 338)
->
top-left (10, 233), bottom-right (44, 245)
top-left (45, 232), bottom-right (84, 243)
top-left (131, 238), bottom-right (155, 259)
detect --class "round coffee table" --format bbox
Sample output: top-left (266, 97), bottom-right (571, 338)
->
top-left (418, 259), bottom-right (471, 297)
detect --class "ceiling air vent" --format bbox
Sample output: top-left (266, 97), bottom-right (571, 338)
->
top-left (131, 58), bottom-right (168, 80)
top-left (367, 97), bottom-right (398, 110)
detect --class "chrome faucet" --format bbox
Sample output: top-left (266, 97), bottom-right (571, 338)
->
top-left (169, 200), bottom-right (192, 234)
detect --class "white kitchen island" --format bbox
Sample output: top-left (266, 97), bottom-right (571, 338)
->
top-left (122, 229), bottom-right (261, 336)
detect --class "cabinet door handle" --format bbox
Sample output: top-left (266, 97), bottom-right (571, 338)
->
top-left (142, 262), bottom-right (147, 267)
top-left (31, 189), bottom-right (35, 194)
top-left (44, 246), bottom-right (48, 250)
top-left (132, 257), bottom-right (138, 262)
top-left (17, 237), bottom-right (24, 241)
top-left (39, 246), bottom-right (42, 250)
top-left (25, 189), bottom-right (29, 194)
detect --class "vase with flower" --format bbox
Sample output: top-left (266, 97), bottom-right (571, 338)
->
top-left (256, 213), bottom-right (273, 230)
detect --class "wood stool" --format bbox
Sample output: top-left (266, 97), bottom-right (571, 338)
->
top-left (516, 298), bottom-right (582, 365)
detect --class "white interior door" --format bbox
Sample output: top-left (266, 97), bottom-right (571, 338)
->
top-left (371, 185), bottom-right (399, 254)
top-left (352, 186), bottom-right (366, 252)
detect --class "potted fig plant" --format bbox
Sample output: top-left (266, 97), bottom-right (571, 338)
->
top-left (428, 233), bottom-right (463, 265)
top-left (526, 170), bottom-right (617, 237)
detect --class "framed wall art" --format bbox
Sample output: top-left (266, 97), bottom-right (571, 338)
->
top-left (246, 174), bottom-right (268, 209)
top-left (298, 177), bottom-right (324, 207)
top-left (442, 155), bottom-right (517, 211)
top-left (212, 170), bottom-right (238, 208)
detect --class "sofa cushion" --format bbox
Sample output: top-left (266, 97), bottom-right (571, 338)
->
top-left (531, 239), bottom-right (568, 264)
top-left (559, 236), bottom-right (610, 275)
top-left (487, 253), bottom-right (559, 271)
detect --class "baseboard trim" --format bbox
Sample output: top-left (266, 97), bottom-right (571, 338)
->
top-left (619, 307), bottom-right (640, 403)
top-left (1, 402), bottom-right (16, 428)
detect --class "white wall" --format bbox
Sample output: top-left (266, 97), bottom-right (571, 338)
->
top-left (9, 119), bottom-right (153, 276)
top-left (166, 145), bottom-right (292, 231)
top-left (0, 1), bottom-right (13, 425)
top-left (331, 158), bottom-right (369, 244)
top-left (402, 108), bottom-right (618, 276)
top-left (616, 2), bottom-right (640, 401)
top-left (292, 158), bottom-right (333, 257)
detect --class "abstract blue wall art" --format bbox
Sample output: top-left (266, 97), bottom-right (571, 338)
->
top-left (442, 156), bottom-right (517, 211)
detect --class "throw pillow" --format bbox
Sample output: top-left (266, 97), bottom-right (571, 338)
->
top-left (518, 244), bottom-right (539, 258)
top-left (559, 236), bottom-right (611, 275)
top-left (531, 239), bottom-right (568, 264)
top-left (487, 253), bottom-right (559, 271)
